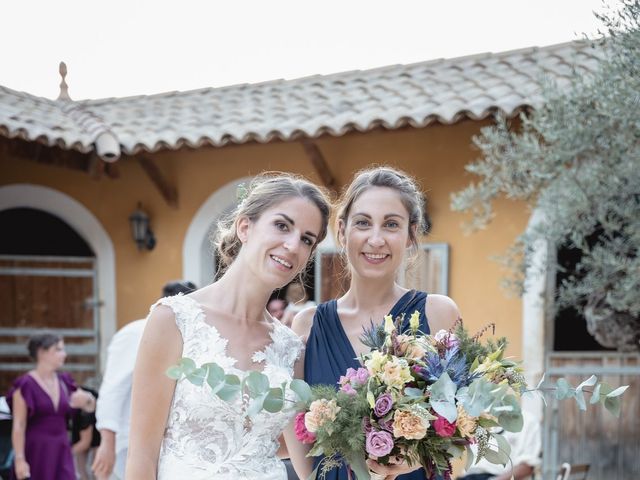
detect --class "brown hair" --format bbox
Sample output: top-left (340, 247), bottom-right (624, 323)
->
top-left (337, 166), bottom-right (429, 250)
top-left (214, 173), bottom-right (331, 273)
top-left (27, 332), bottom-right (62, 360)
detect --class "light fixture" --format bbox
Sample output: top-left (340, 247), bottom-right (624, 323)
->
top-left (129, 203), bottom-right (156, 251)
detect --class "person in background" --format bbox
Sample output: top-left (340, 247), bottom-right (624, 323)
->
top-left (280, 282), bottom-right (315, 328)
top-left (267, 297), bottom-right (287, 321)
top-left (71, 386), bottom-right (100, 480)
top-left (91, 280), bottom-right (197, 480)
top-left (456, 411), bottom-right (541, 480)
top-left (7, 333), bottom-right (96, 480)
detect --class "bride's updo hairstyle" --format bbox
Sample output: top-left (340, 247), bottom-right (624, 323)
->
top-left (215, 173), bottom-right (331, 273)
top-left (336, 166), bottom-right (429, 252)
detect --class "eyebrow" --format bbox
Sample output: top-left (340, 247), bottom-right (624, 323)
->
top-left (276, 213), bottom-right (318, 238)
top-left (351, 212), bottom-right (406, 220)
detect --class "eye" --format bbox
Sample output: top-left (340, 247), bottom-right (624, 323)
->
top-left (385, 220), bottom-right (400, 229)
top-left (301, 236), bottom-right (314, 247)
top-left (353, 219), bottom-right (370, 228)
top-left (275, 221), bottom-right (289, 232)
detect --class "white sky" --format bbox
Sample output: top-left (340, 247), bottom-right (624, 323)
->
top-left (0, 0), bottom-right (618, 100)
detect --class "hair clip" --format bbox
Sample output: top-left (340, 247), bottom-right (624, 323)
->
top-left (236, 183), bottom-right (249, 202)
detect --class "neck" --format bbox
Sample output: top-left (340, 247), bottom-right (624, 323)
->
top-left (342, 274), bottom-right (405, 311)
top-left (34, 364), bottom-right (56, 380)
top-left (209, 259), bottom-right (274, 324)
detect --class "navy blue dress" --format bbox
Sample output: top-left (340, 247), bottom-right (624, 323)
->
top-left (304, 290), bottom-right (430, 480)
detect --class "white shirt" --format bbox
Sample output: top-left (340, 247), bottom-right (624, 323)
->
top-left (95, 319), bottom-right (147, 456)
top-left (465, 413), bottom-right (542, 477)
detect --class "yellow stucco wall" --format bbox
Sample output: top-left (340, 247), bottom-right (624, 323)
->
top-left (0, 120), bottom-right (528, 355)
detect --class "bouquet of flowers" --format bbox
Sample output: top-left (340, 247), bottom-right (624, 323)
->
top-left (292, 312), bottom-right (628, 480)
top-left (167, 312), bottom-right (628, 480)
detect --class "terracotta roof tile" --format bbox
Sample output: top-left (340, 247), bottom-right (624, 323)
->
top-left (0, 41), bottom-right (603, 160)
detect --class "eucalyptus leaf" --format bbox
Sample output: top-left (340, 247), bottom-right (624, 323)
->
top-left (494, 394), bottom-right (523, 432)
top-left (165, 365), bottom-right (183, 380)
top-left (605, 385), bottom-right (629, 398)
top-left (590, 383), bottom-right (602, 404)
top-left (576, 375), bottom-right (598, 391)
top-left (465, 444), bottom-right (475, 471)
top-left (289, 379), bottom-right (312, 403)
top-left (574, 389), bottom-right (587, 411)
top-left (186, 367), bottom-right (207, 386)
top-left (555, 378), bottom-right (573, 400)
top-left (247, 393), bottom-right (267, 417)
top-left (482, 447), bottom-right (508, 466)
top-left (263, 387), bottom-right (285, 413)
top-left (461, 378), bottom-right (495, 417)
top-left (429, 372), bottom-right (458, 422)
top-left (179, 357), bottom-right (197, 375)
top-left (604, 395), bottom-right (622, 417)
top-left (404, 387), bottom-right (424, 398)
top-left (246, 371), bottom-right (270, 397)
top-left (206, 363), bottom-right (226, 390)
top-left (216, 375), bottom-right (241, 401)
top-left (494, 433), bottom-right (511, 458)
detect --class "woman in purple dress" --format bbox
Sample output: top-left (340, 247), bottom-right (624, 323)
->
top-left (7, 332), bottom-right (96, 480)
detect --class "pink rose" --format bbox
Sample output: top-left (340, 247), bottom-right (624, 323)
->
top-left (294, 412), bottom-right (316, 444)
top-left (365, 430), bottom-right (394, 457)
top-left (340, 383), bottom-right (357, 395)
top-left (433, 414), bottom-right (456, 437)
top-left (354, 367), bottom-right (370, 385)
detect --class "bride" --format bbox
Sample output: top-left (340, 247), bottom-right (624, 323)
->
top-left (125, 174), bottom-right (330, 479)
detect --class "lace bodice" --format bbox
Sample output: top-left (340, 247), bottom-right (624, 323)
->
top-left (153, 294), bottom-right (304, 480)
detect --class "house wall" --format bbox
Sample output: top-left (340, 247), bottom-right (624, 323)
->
top-left (0, 120), bottom-right (529, 355)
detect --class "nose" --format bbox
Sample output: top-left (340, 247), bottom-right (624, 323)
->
top-left (367, 228), bottom-right (385, 248)
top-left (283, 234), bottom-right (301, 252)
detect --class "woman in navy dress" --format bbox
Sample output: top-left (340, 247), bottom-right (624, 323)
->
top-left (289, 167), bottom-right (460, 480)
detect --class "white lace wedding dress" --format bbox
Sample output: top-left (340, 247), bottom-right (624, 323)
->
top-left (153, 294), bottom-right (304, 480)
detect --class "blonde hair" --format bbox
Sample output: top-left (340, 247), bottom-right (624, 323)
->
top-left (337, 166), bottom-right (429, 250)
top-left (214, 173), bottom-right (331, 273)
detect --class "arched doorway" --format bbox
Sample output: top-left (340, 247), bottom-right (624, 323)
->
top-left (0, 184), bottom-right (116, 388)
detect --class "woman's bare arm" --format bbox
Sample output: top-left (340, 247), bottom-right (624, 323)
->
top-left (282, 307), bottom-right (316, 479)
top-left (125, 306), bottom-right (182, 479)
top-left (11, 389), bottom-right (30, 479)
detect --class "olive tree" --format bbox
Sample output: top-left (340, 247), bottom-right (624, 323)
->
top-left (451, 1), bottom-right (640, 350)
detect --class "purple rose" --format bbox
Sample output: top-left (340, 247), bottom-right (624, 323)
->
top-left (378, 417), bottom-right (394, 432)
top-left (374, 393), bottom-right (393, 417)
top-left (366, 429), bottom-right (394, 457)
top-left (362, 416), bottom-right (373, 434)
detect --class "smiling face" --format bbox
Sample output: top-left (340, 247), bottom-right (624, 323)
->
top-left (38, 340), bottom-right (67, 370)
top-left (237, 195), bottom-right (323, 289)
top-left (340, 186), bottom-right (414, 281)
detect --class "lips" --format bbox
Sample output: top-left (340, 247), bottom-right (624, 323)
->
top-left (271, 254), bottom-right (293, 269)
top-left (362, 252), bottom-right (389, 264)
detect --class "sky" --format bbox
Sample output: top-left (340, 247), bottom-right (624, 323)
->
top-left (0, 0), bottom-right (619, 100)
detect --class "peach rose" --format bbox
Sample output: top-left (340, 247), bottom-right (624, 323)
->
top-left (396, 335), bottom-right (427, 360)
top-left (392, 410), bottom-right (429, 440)
top-left (304, 399), bottom-right (341, 433)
